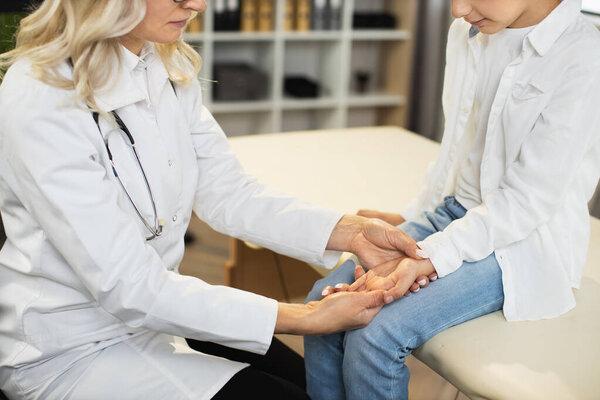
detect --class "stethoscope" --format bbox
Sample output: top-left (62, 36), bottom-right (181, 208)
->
top-left (92, 111), bottom-right (164, 241)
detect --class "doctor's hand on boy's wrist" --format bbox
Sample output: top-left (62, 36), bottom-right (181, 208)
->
top-left (326, 214), bottom-right (424, 270)
top-left (356, 209), bottom-right (406, 227)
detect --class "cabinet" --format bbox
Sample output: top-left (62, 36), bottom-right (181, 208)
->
top-left (183, 0), bottom-right (418, 136)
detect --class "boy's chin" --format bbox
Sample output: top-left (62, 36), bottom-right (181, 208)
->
top-left (478, 23), bottom-right (506, 35)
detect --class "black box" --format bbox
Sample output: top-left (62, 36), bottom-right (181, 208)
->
top-left (353, 12), bottom-right (397, 29)
top-left (213, 63), bottom-right (268, 101)
top-left (284, 76), bottom-right (321, 98)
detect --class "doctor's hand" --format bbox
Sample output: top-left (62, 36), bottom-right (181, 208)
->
top-left (275, 290), bottom-right (386, 335)
top-left (326, 215), bottom-right (424, 270)
top-left (356, 209), bottom-right (406, 227)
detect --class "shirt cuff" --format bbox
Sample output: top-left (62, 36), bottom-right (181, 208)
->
top-left (417, 231), bottom-right (463, 278)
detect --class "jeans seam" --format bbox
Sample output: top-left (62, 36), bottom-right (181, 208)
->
top-left (406, 295), bottom-right (504, 350)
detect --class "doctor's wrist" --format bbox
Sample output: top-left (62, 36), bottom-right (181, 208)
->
top-left (274, 302), bottom-right (311, 335)
top-left (326, 214), bottom-right (366, 252)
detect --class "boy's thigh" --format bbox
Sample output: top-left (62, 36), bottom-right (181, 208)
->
top-left (345, 254), bottom-right (504, 352)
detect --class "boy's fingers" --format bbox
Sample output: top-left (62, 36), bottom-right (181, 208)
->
top-left (416, 275), bottom-right (429, 288)
top-left (410, 282), bottom-right (420, 293)
top-left (349, 274), bottom-right (367, 292)
top-left (354, 265), bottom-right (366, 281)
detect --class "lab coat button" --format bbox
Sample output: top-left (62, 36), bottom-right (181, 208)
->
top-left (172, 215), bottom-right (178, 222)
top-left (168, 160), bottom-right (174, 167)
top-left (462, 107), bottom-right (470, 114)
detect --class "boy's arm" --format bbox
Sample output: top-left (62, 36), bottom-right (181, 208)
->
top-left (419, 62), bottom-right (600, 278)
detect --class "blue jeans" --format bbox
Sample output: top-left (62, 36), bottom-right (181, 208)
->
top-left (304, 197), bottom-right (504, 400)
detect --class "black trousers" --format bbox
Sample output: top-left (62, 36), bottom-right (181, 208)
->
top-left (186, 338), bottom-right (310, 400)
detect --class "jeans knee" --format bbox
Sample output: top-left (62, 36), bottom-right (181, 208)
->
top-left (305, 278), bottom-right (328, 303)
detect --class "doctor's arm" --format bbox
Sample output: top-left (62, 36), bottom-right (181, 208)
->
top-left (0, 82), bottom-right (390, 352)
top-left (184, 85), bottom-right (421, 270)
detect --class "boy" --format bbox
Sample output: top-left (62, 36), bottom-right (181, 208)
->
top-left (304, 0), bottom-right (600, 399)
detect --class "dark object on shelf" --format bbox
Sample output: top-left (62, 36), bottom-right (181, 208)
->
top-left (353, 12), bottom-right (397, 29)
top-left (284, 76), bottom-right (321, 98)
top-left (214, 0), bottom-right (240, 31)
top-left (355, 71), bottom-right (371, 94)
top-left (213, 63), bottom-right (268, 101)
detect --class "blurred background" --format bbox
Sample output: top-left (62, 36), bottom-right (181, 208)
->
top-left (1, 0), bottom-right (598, 217)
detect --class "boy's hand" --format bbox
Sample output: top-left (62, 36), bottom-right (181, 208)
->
top-left (321, 261), bottom-right (438, 298)
top-left (346, 258), bottom-right (436, 304)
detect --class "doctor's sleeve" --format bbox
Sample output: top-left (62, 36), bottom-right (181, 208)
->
top-left (183, 81), bottom-right (343, 269)
top-left (0, 76), bottom-right (277, 354)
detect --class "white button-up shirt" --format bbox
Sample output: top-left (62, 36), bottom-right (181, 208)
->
top-left (0, 45), bottom-right (343, 391)
top-left (405, 0), bottom-right (600, 321)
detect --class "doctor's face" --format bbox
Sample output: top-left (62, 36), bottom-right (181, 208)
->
top-left (451, 0), bottom-right (560, 34)
top-left (121, 0), bottom-right (207, 54)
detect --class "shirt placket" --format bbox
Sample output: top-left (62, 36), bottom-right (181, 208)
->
top-left (479, 43), bottom-right (528, 195)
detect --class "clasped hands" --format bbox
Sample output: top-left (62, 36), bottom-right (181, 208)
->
top-left (325, 210), bottom-right (437, 305)
top-left (275, 211), bottom-right (437, 335)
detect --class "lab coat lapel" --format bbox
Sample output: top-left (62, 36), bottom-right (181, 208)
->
top-left (93, 51), bottom-right (146, 114)
top-left (146, 53), bottom-right (171, 105)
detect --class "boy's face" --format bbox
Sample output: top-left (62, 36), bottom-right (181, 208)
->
top-left (451, 0), bottom-right (557, 34)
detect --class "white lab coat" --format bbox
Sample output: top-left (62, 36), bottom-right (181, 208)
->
top-left (0, 47), bottom-right (343, 397)
top-left (405, 0), bottom-right (600, 321)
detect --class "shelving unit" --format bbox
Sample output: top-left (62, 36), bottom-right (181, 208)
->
top-left (184, 0), bottom-right (418, 136)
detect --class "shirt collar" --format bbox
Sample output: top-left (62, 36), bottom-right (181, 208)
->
top-left (467, 0), bottom-right (582, 57)
top-left (526, 0), bottom-right (582, 56)
top-left (121, 42), bottom-right (156, 73)
top-left (93, 42), bottom-right (169, 113)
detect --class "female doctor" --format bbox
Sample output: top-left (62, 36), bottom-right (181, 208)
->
top-left (0, 0), bottom-right (428, 399)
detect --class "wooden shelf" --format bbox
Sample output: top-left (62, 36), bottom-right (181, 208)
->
top-left (351, 29), bottom-right (411, 41)
top-left (184, 0), bottom-right (418, 136)
top-left (283, 31), bottom-right (343, 41)
top-left (347, 93), bottom-right (407, 107)
top-left (211, 100), bottom-right (274, 114)
top-left (281, 97), bottom-right (339, 110)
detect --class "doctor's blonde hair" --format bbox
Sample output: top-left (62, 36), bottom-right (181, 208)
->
top-left (0, 0), bottom-right (202, 114)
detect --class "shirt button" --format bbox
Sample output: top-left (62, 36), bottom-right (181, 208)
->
top-left (462, 107), bottom-right (470, 114)
top-left (172, 215), bottom-right (178, 222)
top-left (436, 184), bottom-right (443, 193)
top-left (168, 160), bottom-right (174, 167)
